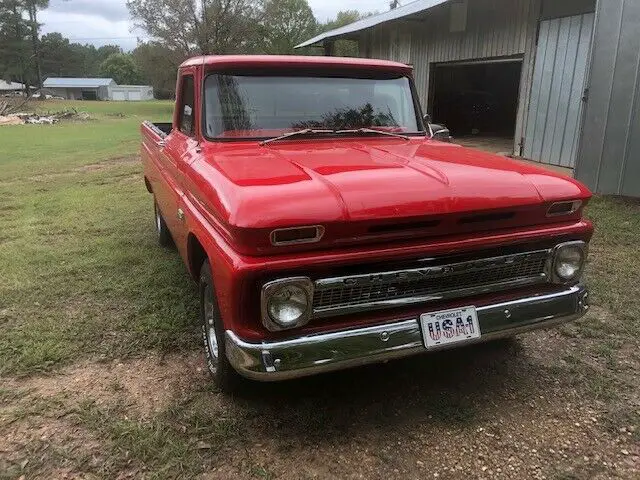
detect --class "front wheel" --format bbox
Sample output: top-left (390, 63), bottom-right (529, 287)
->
top-left (199, 259), bottom-right (241, 392)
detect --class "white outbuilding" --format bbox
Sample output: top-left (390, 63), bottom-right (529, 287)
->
top-left (42, 77), bottom-right (154, 101)
top-left (108, 85), bottom-right (155, 102)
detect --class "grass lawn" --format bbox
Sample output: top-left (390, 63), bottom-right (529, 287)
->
top-left (0, 101), bottom-right (638, 479)
top-left (0, 100), bottom-right (192, 376)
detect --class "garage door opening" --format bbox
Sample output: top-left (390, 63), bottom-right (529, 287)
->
top-left (81, 90), bottom-right (97, 101)
top-left (429, 59), bottom-right (522, 153)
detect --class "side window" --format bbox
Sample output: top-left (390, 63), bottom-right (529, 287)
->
top-left (178, 75), bottom-right (195, 136)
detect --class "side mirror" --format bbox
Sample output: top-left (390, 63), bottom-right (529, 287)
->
top-left (432, 129), bottom-right (453, 142)
top-left (423, 113), bottom-right (432, 124)
top-left (429, 123), bottom-right (452, 143)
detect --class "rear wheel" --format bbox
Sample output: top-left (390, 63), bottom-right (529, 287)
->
top-left (154, 200), bottom-right (172, 247)
top-left (199, 259), bottom-right (241, 392)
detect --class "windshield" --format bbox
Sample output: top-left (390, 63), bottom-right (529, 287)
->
top-left (203, 74), bottom-right (423, 139)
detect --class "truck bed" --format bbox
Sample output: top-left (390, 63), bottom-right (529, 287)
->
top-left (143, 121), bottom-right (172, 138)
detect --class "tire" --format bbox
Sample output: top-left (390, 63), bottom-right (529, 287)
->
top-left (154, 200), bottom-right (173, 247)
top-left (199, 259), bottom-right (242, 392)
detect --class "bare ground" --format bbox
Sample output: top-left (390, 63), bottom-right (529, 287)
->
top-left (2, 309), bottom-right (638, 479)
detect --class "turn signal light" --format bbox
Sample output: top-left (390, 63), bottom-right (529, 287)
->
top-left (270, 226), bottom-right (324, 246)
top-left (547, 200), bottom-right (582, 217)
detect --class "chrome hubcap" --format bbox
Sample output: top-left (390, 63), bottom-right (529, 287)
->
top-left (204, 284), bottom-right (219, 370)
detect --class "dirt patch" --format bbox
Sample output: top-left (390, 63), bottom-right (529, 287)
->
top-left (0, 353), bottom-right (211, 478)
top-left (0, 415), bottom-right (102, 480)
top-left (2, 332), bottom-right (639, 479)
top-left (2, 352), bottom-right (204, 419)
top-left (75, 155), bottom-right (139, 172)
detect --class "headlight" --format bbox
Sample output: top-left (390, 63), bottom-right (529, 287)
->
top-left (551, 241), bottom-right (587, 283)
top-left (261, 277), bottom-right (313, 331)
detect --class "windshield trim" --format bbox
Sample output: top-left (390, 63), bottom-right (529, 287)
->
top-left (200, 71), bottom-right (427, 143)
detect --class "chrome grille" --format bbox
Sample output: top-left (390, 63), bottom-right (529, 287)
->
top-left (312, 250), bottom-right (551, 317)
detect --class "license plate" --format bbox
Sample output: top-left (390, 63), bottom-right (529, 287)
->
top-left (420, 306), bottom-right (481, 349)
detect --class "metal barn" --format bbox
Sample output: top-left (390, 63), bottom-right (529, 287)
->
top-left (43, 78), bottom-right (116, 100)
top-left (297, 0), bottom-right (640, 197)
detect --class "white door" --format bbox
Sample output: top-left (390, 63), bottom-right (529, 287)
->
top-left (112, 91), bottom-right (126, 101)
top-left (129, 91), bottom-right (142, 101)
top-left (523, 13), bottom-right (594, 168)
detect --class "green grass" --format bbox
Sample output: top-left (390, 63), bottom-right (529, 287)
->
top-left (0, 99), bottom-right (195, 376)
top-left (584, 196), bottom-right (640, 334)
top-left (1, 103), bottom-right (639, 478)
top-left (73, 395), bottom-right (241, 479)
top-left (0, 100), bottom-right (173, 179)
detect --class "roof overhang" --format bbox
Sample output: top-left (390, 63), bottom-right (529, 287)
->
top-left (295, 0), bottom-right (450, 49)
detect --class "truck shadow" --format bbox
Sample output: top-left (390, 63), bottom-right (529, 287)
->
top-left (228, 337), bottom-right (553, 441)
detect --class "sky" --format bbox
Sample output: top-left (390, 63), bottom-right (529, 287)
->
top-left (40, 0), bottom-right (394, 52)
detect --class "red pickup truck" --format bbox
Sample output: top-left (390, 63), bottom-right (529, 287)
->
top-left (141, 55), bottom-right (592, 390)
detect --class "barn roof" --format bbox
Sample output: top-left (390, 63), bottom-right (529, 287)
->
top-left (295, 0), bottom-right (450, 48)
top-left (43, 78), bottom-right (115, 88)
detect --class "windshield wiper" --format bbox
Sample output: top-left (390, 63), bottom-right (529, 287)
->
top-left (335, 128), bottom-right (410, 141)
top-left (259, 128), bottom-right (334, 146)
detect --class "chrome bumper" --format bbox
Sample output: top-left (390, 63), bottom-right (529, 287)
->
top-left (225, 285), bottom-right (589, 381)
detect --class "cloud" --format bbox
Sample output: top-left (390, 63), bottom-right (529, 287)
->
top-left (47, 0), bottom-right (129, 22)
top-left (40, 1), bottom-right (145, 51)
top-left (310, 0), bottom-right (390, 22)
top-left (40, 0), bottom-right (392, 50)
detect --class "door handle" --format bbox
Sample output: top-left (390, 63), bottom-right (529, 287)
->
top-left (156, 140), bottom-right (166, 149)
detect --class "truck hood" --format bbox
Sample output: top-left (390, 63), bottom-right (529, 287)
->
top-left (194, 138), bottom-right (590, 229)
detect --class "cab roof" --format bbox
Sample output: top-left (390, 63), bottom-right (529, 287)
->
top-left (179, 55), bottom-right (413, 74)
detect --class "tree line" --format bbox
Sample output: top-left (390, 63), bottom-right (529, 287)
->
top-left (0, 0), bottom-right (371, 99)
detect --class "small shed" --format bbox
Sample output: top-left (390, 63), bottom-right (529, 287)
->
top-left (108, 85), bottom-right (154, 101)
top-left (42, 78), bottom-right (116, 100)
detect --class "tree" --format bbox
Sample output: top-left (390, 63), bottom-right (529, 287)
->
top-left (40, 32), bottom-right (73, 76)
top-left (0, 1), bottom-right (26, 84)
top-left (96, 45), bottom-right (122, 63)
top-left (133, 41), bottom-right (185, 99)
top-left (24, 0), bottom-right (49, 89)
top-left (99, 53), bottom-right (144, 85)
top-left (39, 34), bottom-right (122, 78)
top-left (261, 0), bottom-right (316, 54)
top-left (127, 0), bottom-right (262, 56)
top-left (0, 0), bottom-right (49, 90)
top-left (319, 10), bottom-right (369, 57)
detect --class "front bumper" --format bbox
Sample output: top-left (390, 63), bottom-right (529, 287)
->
top-left (225, 285), bottom-right (589, 381)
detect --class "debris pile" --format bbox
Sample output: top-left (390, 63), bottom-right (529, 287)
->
top-left (0, 106), bottom-right (92, 126)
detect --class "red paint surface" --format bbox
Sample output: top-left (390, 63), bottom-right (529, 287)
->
top-left (141, 56), bottom-right (593, 340)
top-left (180, 54), bottom-right (413, 75)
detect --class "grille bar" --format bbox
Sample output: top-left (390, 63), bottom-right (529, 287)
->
top-left (312, 249), bottom-right (551, 318)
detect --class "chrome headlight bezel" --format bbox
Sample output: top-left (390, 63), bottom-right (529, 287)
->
top-left (549, 241), bottom-right (588, 284)
top-left (261, 277), bottom-right (314, 331)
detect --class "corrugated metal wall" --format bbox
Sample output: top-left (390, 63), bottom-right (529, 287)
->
top-left (576, 0), bottom-right (640, 197)
top-left (360, 0), bottom-right (541, 154)
top-left (523, 13), bottom-right (594, 167)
